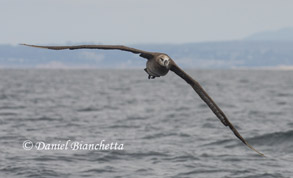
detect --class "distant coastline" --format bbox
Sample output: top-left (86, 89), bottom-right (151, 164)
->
top-left (1, 40), bottom-right (293, 69)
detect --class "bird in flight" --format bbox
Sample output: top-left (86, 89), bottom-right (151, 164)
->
top-left (21, 43), bottom-right (264, 156)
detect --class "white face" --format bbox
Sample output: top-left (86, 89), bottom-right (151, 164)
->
top-left (158, 55), bottom-right (170, 68)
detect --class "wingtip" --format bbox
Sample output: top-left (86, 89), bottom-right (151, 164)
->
top-left (19, 43), bottom-right (33, 47)
top-left (245, 141), bottom-right (265, 157)
top-left (229, 125), bottom-right (265, 157)
top-left (19, 43), bottom-right (47, 49)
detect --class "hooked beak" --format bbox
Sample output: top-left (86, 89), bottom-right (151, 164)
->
top-left (164, 60), bottom-right (169, 66)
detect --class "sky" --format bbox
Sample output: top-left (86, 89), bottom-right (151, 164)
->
top-left (1, 0), bottom-right (293, 45)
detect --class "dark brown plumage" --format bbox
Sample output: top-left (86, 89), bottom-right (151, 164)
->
top-left (21, 43), bottom-right (264, 156)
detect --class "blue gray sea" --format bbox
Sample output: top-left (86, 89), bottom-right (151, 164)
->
top-left (0, 69), bottom-right (292, 178)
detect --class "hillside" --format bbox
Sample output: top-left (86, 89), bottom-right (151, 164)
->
top-left (1, 41), bottom-right (293, 68)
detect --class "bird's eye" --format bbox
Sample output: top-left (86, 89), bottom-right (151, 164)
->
top-left (160, 58), bottom-right (164, 61)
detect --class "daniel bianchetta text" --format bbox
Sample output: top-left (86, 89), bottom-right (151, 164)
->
top-left (23, 140), bottom-right (124, 151)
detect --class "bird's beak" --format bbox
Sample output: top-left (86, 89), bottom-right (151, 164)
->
top-left (164, 60), bottom-right (169, 66)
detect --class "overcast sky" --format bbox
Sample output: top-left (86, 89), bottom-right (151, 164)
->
top-left (1, 0), bottom-right (293, 45)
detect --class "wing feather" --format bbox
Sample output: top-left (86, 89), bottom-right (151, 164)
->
top-left (170, 63), bottom-right (264, 156)
top-left (20, 44), bottom-right (153, 59)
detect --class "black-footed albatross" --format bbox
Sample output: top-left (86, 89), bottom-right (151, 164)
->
top-left (21, 44), bottom-right (264, 156)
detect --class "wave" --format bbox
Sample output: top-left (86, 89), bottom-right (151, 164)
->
top-left (142, 132), bottom-right (191, 140)
top-left (75, 150), bottom-right (169, 163)
top-left (238, 173), bottom-right (288, 178)
top-left (76, 107), bottom-right (102, 112)
top-left (0, 112), bottom-right (17, 116)
top-left (203, 130), bottom-right (293, 153)
top-left (126, 116), bottom-right (148, 121)
top-left (0, 106), bottom-right (25, 110)
top-left (0, 165), bottom-right (61, 177)
top-left (29, 116), bottom-right (62, 121)
top-left (76, 105), bottom-right (119, 112)
top-left (248, 130), bottom-right (293, 145)
top-left (82, 167), bottom-right (116, 173)
top-left (107, 124), bottom-right (141, 129)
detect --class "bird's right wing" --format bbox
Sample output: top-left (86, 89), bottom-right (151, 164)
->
top-left (20, 44), bottom-right (154, 59)
top-left (170, 63), bottom-right (264, 156)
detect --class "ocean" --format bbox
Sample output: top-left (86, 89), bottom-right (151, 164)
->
top-left (0, 69), bottom-right (292, 178)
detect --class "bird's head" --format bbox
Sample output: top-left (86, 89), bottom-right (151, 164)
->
top-left (157, 54), bottom-right (171, 69)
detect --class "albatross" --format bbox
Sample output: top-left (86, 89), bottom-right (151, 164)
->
top-left (21, 43), bottom-right (264, 156)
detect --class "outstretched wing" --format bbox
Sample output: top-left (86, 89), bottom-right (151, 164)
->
top-left (170, 63), bottom-right (264, 156)
top-left (20, 44), bottom-right (154, 59)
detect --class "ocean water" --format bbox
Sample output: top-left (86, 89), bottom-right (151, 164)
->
top-left (0, 69), bottom-right (292, 178)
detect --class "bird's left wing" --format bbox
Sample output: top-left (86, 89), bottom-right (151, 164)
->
top-left (20, 44), bottom-right (154, 59)
top-left (170, 63), bottom-right (264, 156)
